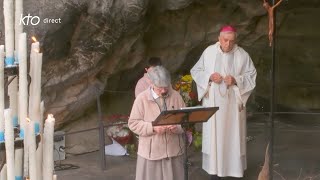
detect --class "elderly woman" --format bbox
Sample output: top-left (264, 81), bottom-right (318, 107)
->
top-left (134, 57), bottom-right (162, 98)
top-left (128, 66), bottom-right (186, 180)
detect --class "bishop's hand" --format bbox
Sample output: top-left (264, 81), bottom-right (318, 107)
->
top-left (224, 75), bottom-right (236, 86)
top-left (210, 72), bottom-right (223, 84)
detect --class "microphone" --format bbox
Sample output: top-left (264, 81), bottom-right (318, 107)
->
top-left (161, 93), bottom-right (169, 111)
top-left (163, 96), bottom-right (167, 111)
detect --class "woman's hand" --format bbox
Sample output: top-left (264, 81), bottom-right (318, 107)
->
top-left (153, 126), bottom-right (167, 134)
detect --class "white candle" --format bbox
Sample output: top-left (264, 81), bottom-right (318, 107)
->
top-left (29, 49), bottom-right (43, 180)
top-left (36, 135), bottom-right (43, 180)
top-left (30, 39), bottom-right (40, 50)
top-left (36, 101), bottom-right (45, 180)
top-left (30, 52), bottom-right (42, 129)
top-left (23, 119), bottom-right (29, 178)
top-left (29, 41), bottom-right (38, 74)
top-left (8, 77), bottom-right (18, 126)
top-left (14, 31), bottom-right (23, 176)
top-left (43, 114), bottom-right (55, 180)
top-left (4, 109), bottom-right (15, 180)
top-left (29, 41), bottom-right (39, 76)
top-left (0, 46), bottom-right (5, 135)
top-left (53, 174), bottom-right (57, 180)
top-left (28, 41), bottom-right (40, 122)
top-left (40, 101), bottom-right (45, 134)
top-left (24, 42), bottom-right (40, 176)
top-left (15, 0), bottom-right (23, 51)
top-left (28, 119), bottom-right (37, 180)
top-left (17, 33), bottom-right (29, 178)
top-left (3, 0), bottom-right (14, 58)
top-left (14, 149), bottom-right (23, 180)
top-left (18, 33), bottom-right (28, 136)
top-left (0, 164), bottom-right (7, 180)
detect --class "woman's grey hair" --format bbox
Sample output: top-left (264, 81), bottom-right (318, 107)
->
top-left (147, 66), bottom-right (171, 87)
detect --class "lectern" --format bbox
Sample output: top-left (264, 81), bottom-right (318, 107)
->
top-left (153, 106), bottom-right (219, 180)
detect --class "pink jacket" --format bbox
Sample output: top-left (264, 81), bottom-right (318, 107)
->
top-left (128, 88), bottom-right (186, 160)
top-left (135, 74), bottom-right (151, 98)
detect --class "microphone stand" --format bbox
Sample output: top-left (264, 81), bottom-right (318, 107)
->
top-left (181, 112), bottom-right (190, 180)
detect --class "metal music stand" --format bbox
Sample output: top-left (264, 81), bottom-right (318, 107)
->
top-left (152, 106), bottom-right (219, 180)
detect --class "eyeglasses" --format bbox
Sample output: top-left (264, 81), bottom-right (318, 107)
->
top-left (153, 85), bottom-right (169, 92)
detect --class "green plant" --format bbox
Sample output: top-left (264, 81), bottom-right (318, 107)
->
top-left (193, 131), bottom-right (202, 151)
top-left (125, 144), bottom-right (137, 158)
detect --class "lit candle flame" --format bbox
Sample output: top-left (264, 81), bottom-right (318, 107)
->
top-left (26, 117), bottom-right (31, 123)
top-left (31, 36), bottom-right (40, 52)
top-left (31, 36), bottom-right (37, 42)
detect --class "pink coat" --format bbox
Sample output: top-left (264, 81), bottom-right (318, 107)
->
top-left (135, 73), bottom-right (151, 98)
top-left (128, 88), bottom-right (186, 160)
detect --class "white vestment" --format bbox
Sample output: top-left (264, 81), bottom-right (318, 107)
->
top-left (190, 42), bottom-right (256, 177)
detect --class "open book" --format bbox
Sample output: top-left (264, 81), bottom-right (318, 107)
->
top-left (180, 106), bottom-right (205, 110)
top-left (152, 106), bottom-right (219, 126)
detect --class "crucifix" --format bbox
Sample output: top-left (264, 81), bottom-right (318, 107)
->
top-left (263, 0), bottom-right (284, 46)
top-left (260, 1), bottom-right (287, 180)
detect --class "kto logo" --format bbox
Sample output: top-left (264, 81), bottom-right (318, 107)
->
top-left (20, 14), bottom-right (62, 25)
top-left (20, 14), bottom-right (40, 25)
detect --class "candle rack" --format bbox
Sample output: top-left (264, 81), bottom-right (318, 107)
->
top-left (5, 66), bottom-right (19, 89)
top-left (0, 133), bottom-right (41, 172)
top-left (1, 0), bottom-right (51, 178)
top-left (1, 64), bottom-right (36, 175)
top-left (4, 65), bottom-right (19, 77)
top-left (4, 65), bottom-right (31, 90)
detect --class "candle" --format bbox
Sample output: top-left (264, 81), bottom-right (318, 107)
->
top-left (15, 35), bottom-right (24, 178)
top-left (15, 0), bottom-right (23, 51)
top-left (15, 35), bottom-right (25, 180)
top-left (3, 0), bottom-right (14, 59)
top-left (29, 39), bottom-right (39, 74)
top-left (30, 52), bottom-right (42, 133)
top-left (0, 164), bottom-right (7, 180)
top-left (23, 118), bottom-right (29, 178)
top-left (29, 46), bottom-right (42, 180)
top-left (15, 35), bottom-right (28, 180)
top-left (40, 101), bottom-right (44, 134)
top-left (4, 109), bottom-right (15, 180)
top-left (25, 40), bottom-right (40, 178)
top-left (29, 43), bottom-right (43, 180)
top-left (28, 119), bottom-right (38, 180)
top-left (18, 33), bottom-right (28, 137)
top-left (36, 101), bottom-right (45, 180)
top-left (29, 40), bottom-right (39, 80)
top-left (28, 40), bottom-right (40, 123)
top-left (3, 0), bottom-right (17, 116)
top-left (14, 148), bottom-right (23, 180)
top-left (8, 77), bottom-right (18, 126)
top-left (0, 46), bottom-right (5, 141)
top-left (43, 114), bottom-right (55, 180)
top-left (53, 174), bottom-right (57, 180)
